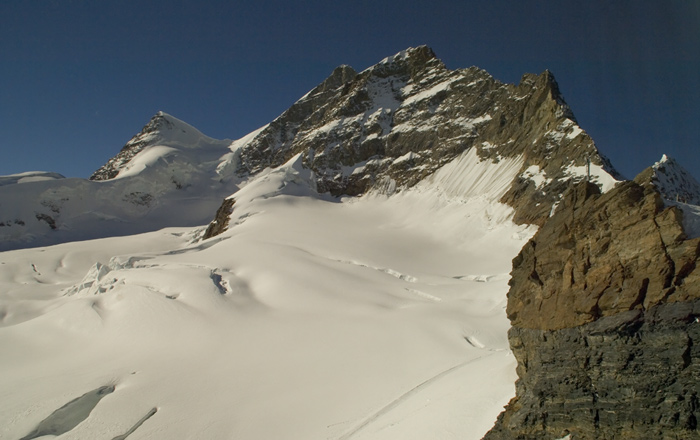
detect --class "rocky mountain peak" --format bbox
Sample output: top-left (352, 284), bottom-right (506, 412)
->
top-left (142, 110), bottom-right (172, 132)
top-left (229, 47), bottom-right (619, 227)
top-left (90, 111), bottom-right (172, 181)
top-left (368, 45), bottom-right (444, 79)
top-left (634, 154), bottom-right (700, 205)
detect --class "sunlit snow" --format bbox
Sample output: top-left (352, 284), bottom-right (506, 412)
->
top-left (0, 150), bottom-right (535, 440)
top-left (563, 161), bottom-right (619, 193)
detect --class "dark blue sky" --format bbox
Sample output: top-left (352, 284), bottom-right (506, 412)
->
top-left (2, 1), bottom-right (698, 181)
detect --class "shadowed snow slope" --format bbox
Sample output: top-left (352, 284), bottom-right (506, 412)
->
top-left (0, 150), bottom-right (535, 440)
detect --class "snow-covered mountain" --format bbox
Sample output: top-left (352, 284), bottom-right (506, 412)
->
top-left (0, 112), bottom-right (241, 251)
top-left (1, 47), bottom-right (697, 440)
top-left (89, 111), bottom-right (234, 182)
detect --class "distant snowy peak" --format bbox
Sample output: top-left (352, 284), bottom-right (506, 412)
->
top-left (0, 111), bottom-right (244, 250)
top-left (0, 112), bottom-right (241, 251)
top-left (90, 112), bottom-right (229, 181)
top-left (636, 154), bottom-right (700, 205)
top-left (0, 171), bottom-right (65, 186)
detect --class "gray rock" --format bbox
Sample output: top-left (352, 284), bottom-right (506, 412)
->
top-left (484, 302), bottom-right (700, 439)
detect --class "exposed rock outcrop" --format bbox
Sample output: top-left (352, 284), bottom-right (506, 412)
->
top-left (202, 197), bottom-right (235, 240)
top-left (507, 180), bottom-right (699, 331)
top-left (484, 179), bottom-right (700, 439)
top-left (486, 301), bottom-right (699, 440)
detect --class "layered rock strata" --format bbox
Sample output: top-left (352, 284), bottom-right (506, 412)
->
top-left (484, 180), bottom-right (700, 439)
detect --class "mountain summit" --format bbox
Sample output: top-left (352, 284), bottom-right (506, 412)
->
top-left (90, 111), bottom-right (230, 181)
top-left (0, 112), bottom-right (236, 250)
top-left (634, 154), bottom-right (700, 205)
top-left (227, 46), bottom-right (620, 227)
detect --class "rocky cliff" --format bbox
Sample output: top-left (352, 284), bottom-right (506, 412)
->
top-left (484, 179), bottom-right (700, 439)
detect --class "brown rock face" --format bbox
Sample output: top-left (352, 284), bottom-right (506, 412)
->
top-left (202, 198), bottom-right (235, 240)
top-left (507, 180), bottom-right (700, 331)
top-left (485, 180), bottom-right (700, 440)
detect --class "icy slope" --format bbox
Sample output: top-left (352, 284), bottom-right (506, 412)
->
top-left (0, 113), bottom-right (242, 251)
top-left (0, 152), bottom-right (535, 440)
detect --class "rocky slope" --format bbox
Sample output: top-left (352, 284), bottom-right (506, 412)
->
top-left (205, 46), bottom-right (618, 238)
top-left (484, 177), bottom-right (700, 439)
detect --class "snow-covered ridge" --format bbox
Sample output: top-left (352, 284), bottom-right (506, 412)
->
top-left (127, 111), bottom-right (225, 150)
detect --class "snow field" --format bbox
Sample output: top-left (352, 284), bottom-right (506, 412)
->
top-left (1, 151), bottom-right (535, 439)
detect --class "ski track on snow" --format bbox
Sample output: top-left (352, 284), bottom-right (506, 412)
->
top-left (333, 259), bottom-right (418, 283)
top-left (336, 357), bottom-right (485, 440)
